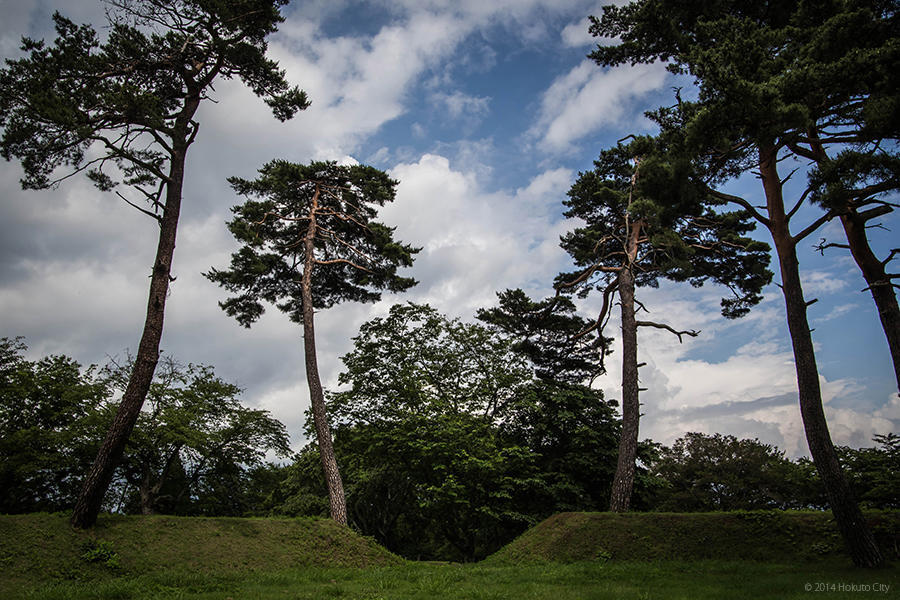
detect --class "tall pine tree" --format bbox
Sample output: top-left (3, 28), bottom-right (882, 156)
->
top-left (0, 0), bottom-right (308, 528)
top-left (589, 0), bottom-right (897, 566)
top-left (206, 160), bottom-right (418, 525)
top-left (556, 135), bottom-right (770, 511)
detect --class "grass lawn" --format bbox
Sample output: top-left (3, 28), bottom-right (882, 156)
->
top-left (10, 560), bottom-right (899, 600)
top-left (3, 512), bottom-right (898, 599)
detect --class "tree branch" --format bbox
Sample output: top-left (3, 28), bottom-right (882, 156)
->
top-left (635, 320), bottom-right (700, 343)
top-left (813, 237), bottom-right (851, 255)
top-left (792, 210), bottom-right (837, 244)
top-left (116, 191), bottom-right (163, 224)
top-left (881, 249), bottom-right (900, 267)
top-left (314, 258), bottom-right (373, 273)
top-left (707, 187), bottom-right (771, 228)
top-left (858, 204), bottom-right (893, 222)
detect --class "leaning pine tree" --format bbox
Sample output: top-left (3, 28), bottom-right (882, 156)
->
top-left (0, 0), bottom-right (308, 529)
top-left (558, 136), bottom-right (771, 512)
top-left (206, 160), bottom-right (419, 525)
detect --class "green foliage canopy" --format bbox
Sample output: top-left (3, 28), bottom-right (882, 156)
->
top-left (0, 338), bottom-right (108, 514)
top-left (559, 136), bottom-right (772, 320)
top-left (0, 0), bottom-right (308, 194)
top-left (650, 432), bottom-right (805, 512)
top-left (476, 289), bottom-right (609, 385)
top-left (329, 302), bottom-right (531, 423)
top-left (104, 356), bottom-right (292, 515)
top-left (206, 160), bottom-right (419, 325)
top-left (0, 338), bottom-right (290, 516)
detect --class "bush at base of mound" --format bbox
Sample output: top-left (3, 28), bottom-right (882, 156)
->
top-left (0, 513), bottom-right (401, 589)
top-left (487, 511), bottom-right (900, 564)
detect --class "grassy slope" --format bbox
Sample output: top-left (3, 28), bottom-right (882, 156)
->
top-left (0, 513), bottom-right (399, 593)
top-left (2, 512), bottom-right (898, 599)
top-left (488, 511), bottom-right (900, 564)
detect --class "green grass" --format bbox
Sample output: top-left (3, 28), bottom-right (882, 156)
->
top-left (7, 560), bottom-right (899, 600)
top-left (488, 510), bottom-right (900, 564)
top-left (2, 512), bottom-right (898, 599)
top-left (0, 513), bottom-right (399, 595)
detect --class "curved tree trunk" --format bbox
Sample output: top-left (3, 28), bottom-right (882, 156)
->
top-left (760, 147), bottom-right (883, 568)
top-left (70, 141), bottom-right (190, 529)
top-left (840, 209), bottom-right (900, 394)
top-left (301, 184), bottom-right (348, 525)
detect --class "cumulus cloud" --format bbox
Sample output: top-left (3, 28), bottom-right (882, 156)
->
top-left (531, 60), bottom-right (669, 153)
top-left (2, 0), bottom-right (895, 456)
top-left (382, 154), bottom-right (573, 316)
top-left (587, 280), bottom-right (895, 457)
top-left (561, 18), bottom-right (595, 47)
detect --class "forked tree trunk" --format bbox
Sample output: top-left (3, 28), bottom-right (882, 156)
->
top-left (760, 146), bottom-right (883, 568)
top-left (301, 184), bottom-right (348, 525)
top-left (610, 220), bottom-right (642, 512)
top-left (70, 138), bottom-right (191, 529)
top-left (840, 209), bottom-right (900, 394)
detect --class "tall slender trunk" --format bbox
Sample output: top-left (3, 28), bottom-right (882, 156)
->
top-left (70, 91), bottom-right (202, 528)
top-left (840, 210), bottom-right (900, 394)
top-left (301, 184), bottom-right (347, 525)
top-left (806, 128), bottom-right (900, 394)
top-left (759, 146), bottom-right (883, 567)
top-left (610, 220), bottom-right (641, 512)
top-left (70, 141), bottom-right (190, 529)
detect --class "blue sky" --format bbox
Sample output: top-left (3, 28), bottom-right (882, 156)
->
top-left (1, 0), bottom-right (897, 457)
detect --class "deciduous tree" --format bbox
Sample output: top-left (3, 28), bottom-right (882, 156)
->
top-left (651, 432), bottom-right (805, 511)
top-left (0, 0), bottom-right (308, 528)
top-left (104, 357), bottom-right (291, 515)
top-left (0, 338), bottom-right (108, 514)
top-left (206, 160), bottom-right (418, 525)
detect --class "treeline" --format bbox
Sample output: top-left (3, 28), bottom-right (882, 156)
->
top-left (3, 324), bottom-right (896, 561)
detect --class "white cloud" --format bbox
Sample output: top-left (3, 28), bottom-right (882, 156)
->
top-left (561, 18), bottom-right (595, 47)
top-left (582, 279), bottom-right (893, 457)
top-left (801, 269), bottom-right (849, 295)
top-left (4, 0), bottom-right (895, 458)
top-left (383, 154), bottom-right (573, 317)
top-left (531, 60), bottom-right (669, 153)
top-left (431, 90), bottom-right (491, 120)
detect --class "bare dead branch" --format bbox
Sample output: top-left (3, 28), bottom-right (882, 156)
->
top-left (635, 320), bottom-right (700, 343)
top-left (881, 249), bottom-right (900, 267)
top-left (781, 166), bottom-right (800, 186)
top-left (787, 185), bottom-right (814, 221)
top-left (634, 298), bottom-right (650, 314)
top-left (814, 237), bottom-right (851, 255)
top-left (859, 204), bottom-right (894, 222)
top-left (116, 191), bottom-right (162, 224)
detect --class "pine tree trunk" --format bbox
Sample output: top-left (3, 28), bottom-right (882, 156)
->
top-left (840, 210), bottom-right (900, 394)
top-left (301, 184), bottom-right (348, 526)
top-left (70, 143), bottom-right (189, 529)
top-left (760, 147), bottom-right (883, 568)
top-left (610, 220), bottom-right (642, 512)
